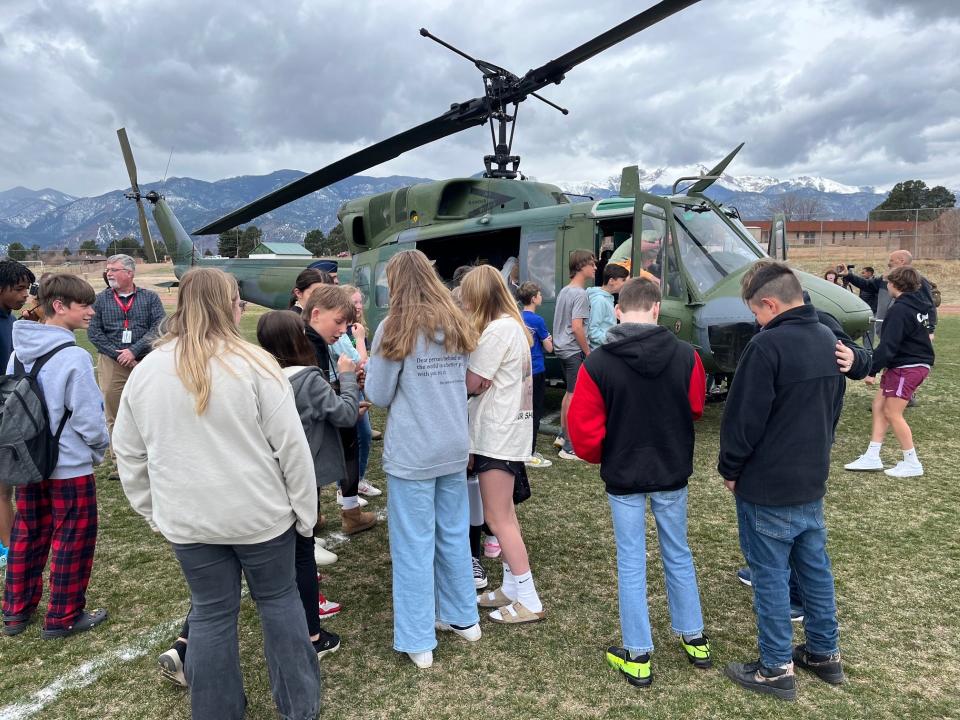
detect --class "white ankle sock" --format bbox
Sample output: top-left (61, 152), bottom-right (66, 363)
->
top-left (501, 563), bottom-right (518, 601)
top-left (340, 495), bottom-right (360, 510)
top-left (903, 448), bottom-right (920, 465)
top-left (865, 441), bottom-right (882, 459)
top-left (514, 570), bottom-right (542, 613)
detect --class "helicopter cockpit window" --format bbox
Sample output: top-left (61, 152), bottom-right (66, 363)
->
top-left (672, 205), bottom-right (761, 294)
top-left (375, 261), bottom-right (389, 308)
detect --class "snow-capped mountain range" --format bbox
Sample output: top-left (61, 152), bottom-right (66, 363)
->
top-left (0, 169), bottom-right (902, 253)
top-left (550, 165), bottom-right (877, 197)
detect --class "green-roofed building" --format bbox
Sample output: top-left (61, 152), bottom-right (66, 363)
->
top-left (248, 242), bottom-right (314, 259)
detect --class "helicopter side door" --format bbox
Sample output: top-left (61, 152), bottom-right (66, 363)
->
top-left (632, 193), bottom-right (693, 343)
top-left (768, 212), bottom-right (788, 260)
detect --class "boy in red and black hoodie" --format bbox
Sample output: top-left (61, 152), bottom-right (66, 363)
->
top-left (567, 278), bottom-right (708, 689)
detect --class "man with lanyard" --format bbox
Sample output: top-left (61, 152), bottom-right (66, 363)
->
top-left (87, 254), bottom-right (166, 446)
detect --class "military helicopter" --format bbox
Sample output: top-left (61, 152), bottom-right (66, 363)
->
top-left (131, 0), bottom-right (871, 377)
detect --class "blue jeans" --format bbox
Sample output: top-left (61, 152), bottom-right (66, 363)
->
top-left (607, 487), bottom-right (704, 655)
top-left (736, 496), bottom-right (840, 667)
top-left (386, 471), bottom-right (479, 653)
top-left (172, 527), bottom-right (320, 720)
top-left (357, 399), bottom-right (372, 482)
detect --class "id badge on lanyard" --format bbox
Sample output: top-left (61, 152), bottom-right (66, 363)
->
top-left (114, 291), bottom-right (135, 345)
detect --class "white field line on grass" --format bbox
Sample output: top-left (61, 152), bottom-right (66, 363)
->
top-left (0, 618), bottom-right (183, 720)
top-left (0, 509), bottom-right (387, 720)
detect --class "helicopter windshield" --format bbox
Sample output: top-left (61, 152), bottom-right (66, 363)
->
top-left (672, 205), bottom-right (762, 294)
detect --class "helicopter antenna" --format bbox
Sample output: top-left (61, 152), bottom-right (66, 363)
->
top-left (420, 28), bottom-right (568, 179)
top-left (161, 147), bottom-right (174, 191)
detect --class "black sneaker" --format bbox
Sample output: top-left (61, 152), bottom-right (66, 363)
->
top-left (605, 646), bottom-right (652, 688)
top-left (793, 643), bottom-right (845, 684)
top-left (724, 659), bottom-right (796, 701)
top-left (472, 556), bottom-right (488, 590)
top-left (314, 629), bottom-right (341, 659)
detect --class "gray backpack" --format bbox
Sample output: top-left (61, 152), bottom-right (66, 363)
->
top-left (0, 342), bottom-right (74, 486)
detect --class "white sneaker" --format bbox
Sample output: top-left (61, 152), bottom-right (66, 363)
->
top-left (557, 448), bottom-right (582, 461)
top-left (314, 541), bottom-right (338, 566)
top-left (844, 454), bottom-right (884, 471)
top-left (436, 621), bottom-right (481, 642)
top-left (157, 648), bottom-right (187, 688)
top-left (358, 479), bottom-right (382, 497)
top-left (884, 461), bottom-right (923, 478)
top-left (524, 452), bottom-right (553, 469)
top-left (407, 650), bottom-right (433, 668)
top-left (336, 490), bottom-right (368, 508)
top-left (553, 434), bottom-right (565, 449)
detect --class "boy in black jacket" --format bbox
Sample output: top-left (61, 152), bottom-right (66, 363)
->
top-left (719, 261), bottom-right (845, 701)
top-left (568, 278), bottom-right (709, 688)
top-left (844, 266), bottom-right (934, 478)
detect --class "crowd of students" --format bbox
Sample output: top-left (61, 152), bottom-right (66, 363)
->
top-left (0, 245), bottom-right (938, 713)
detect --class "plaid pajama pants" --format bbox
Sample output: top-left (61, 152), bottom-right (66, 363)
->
top-left (2, 475), bottom-right (98, 630)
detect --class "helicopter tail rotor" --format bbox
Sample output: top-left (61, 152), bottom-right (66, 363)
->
top-left (117, 128), bottom-right (160, 263)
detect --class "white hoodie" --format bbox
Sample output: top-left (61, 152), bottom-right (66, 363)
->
top-left (7, 320), bottom-right (110, 479)
top-left (113, 340), bottom-right (317, 545)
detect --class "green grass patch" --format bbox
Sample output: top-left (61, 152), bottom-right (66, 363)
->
top-left (1, 316), bottom-right (957, 719)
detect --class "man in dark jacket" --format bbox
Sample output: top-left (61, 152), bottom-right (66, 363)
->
top-left (568, 278), bottom-right (710, 689)
top-left (840, 250), bottom-right (937, 335)
top-left (844, 266), bottom-right (934, 478)
top-left (720, 261), bottom-right (845, 701)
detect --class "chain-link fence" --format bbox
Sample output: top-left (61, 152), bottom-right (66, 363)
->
top-left (784, 208), bottom-right (959, 262)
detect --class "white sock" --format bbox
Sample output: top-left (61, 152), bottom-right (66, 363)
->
top-left (340, 495), bottom-right (360, 510)
top-left (514, 570), bottom-right (542, 614)
top-left (501, 562), bottom-right (518, 601)
top-left (903, 448), bottom-right (920, 465)
top-left (865, 441), bottom-right (882, 459)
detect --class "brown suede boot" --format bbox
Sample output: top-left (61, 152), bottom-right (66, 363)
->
top-left (341, 506), bottom-right (377, 535)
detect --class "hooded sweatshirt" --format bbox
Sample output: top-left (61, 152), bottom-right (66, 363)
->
top-left (7, 320), bottom-right (110, 479)
top-left (365, 324), bottom-right (470, 480)
top-left (283, 365), bottom-right (359, 487)
top-left (869, 289), bottom-right (935, 375)
top-left (568, 323), bottom-right (705, 495)
top-left (586, 286), bottom-right (616, 350)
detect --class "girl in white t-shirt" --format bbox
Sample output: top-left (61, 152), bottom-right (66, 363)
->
top-left (460, 265), bottom-right (544, 624)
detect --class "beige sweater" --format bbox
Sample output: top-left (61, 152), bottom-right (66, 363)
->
top-left (114, 341), bottom-right (317, 545)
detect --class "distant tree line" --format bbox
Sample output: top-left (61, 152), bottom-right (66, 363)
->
top-left (869, 180), bottom-right (955, 221)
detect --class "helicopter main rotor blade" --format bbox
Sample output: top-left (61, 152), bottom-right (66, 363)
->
top-left (194, 102), bottom-right (489, 235)
top-left (136, 199), bottom-right (159, 263)
top-left (194, 0), bottom-right (700, 234)
top-left (515, 0), bottom-right (701, 98)
top-left (117, 128), bottom-right (140, 194)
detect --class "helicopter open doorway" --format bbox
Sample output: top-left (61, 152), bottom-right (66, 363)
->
top-left (416, 227), bottom-right (521, 286)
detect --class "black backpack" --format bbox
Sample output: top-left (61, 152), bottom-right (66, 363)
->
top-left (0, 342), bottom-right (75, 487)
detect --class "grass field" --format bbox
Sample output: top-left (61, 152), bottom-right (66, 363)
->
top-left (1, 295), bottom-right (958, 719)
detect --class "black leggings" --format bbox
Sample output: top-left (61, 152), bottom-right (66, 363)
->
top-left (531, 371), bottom-right (545, 451)
top-left (177, 531), bottom-right (322, 642)
top-left (339, 426), bottom-right (360, 499)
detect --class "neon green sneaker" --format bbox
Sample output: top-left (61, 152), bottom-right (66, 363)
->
top-left (680, 634), bottom-right (712, 669)
top-left (605, 646), bottom-right (652, 687)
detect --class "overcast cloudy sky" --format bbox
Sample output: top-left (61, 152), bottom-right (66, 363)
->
top-left (2, 0), bottom-right (959, 198)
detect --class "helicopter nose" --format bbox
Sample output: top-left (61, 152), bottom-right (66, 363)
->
top-left (694, 297), bottom-right (758, 374)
